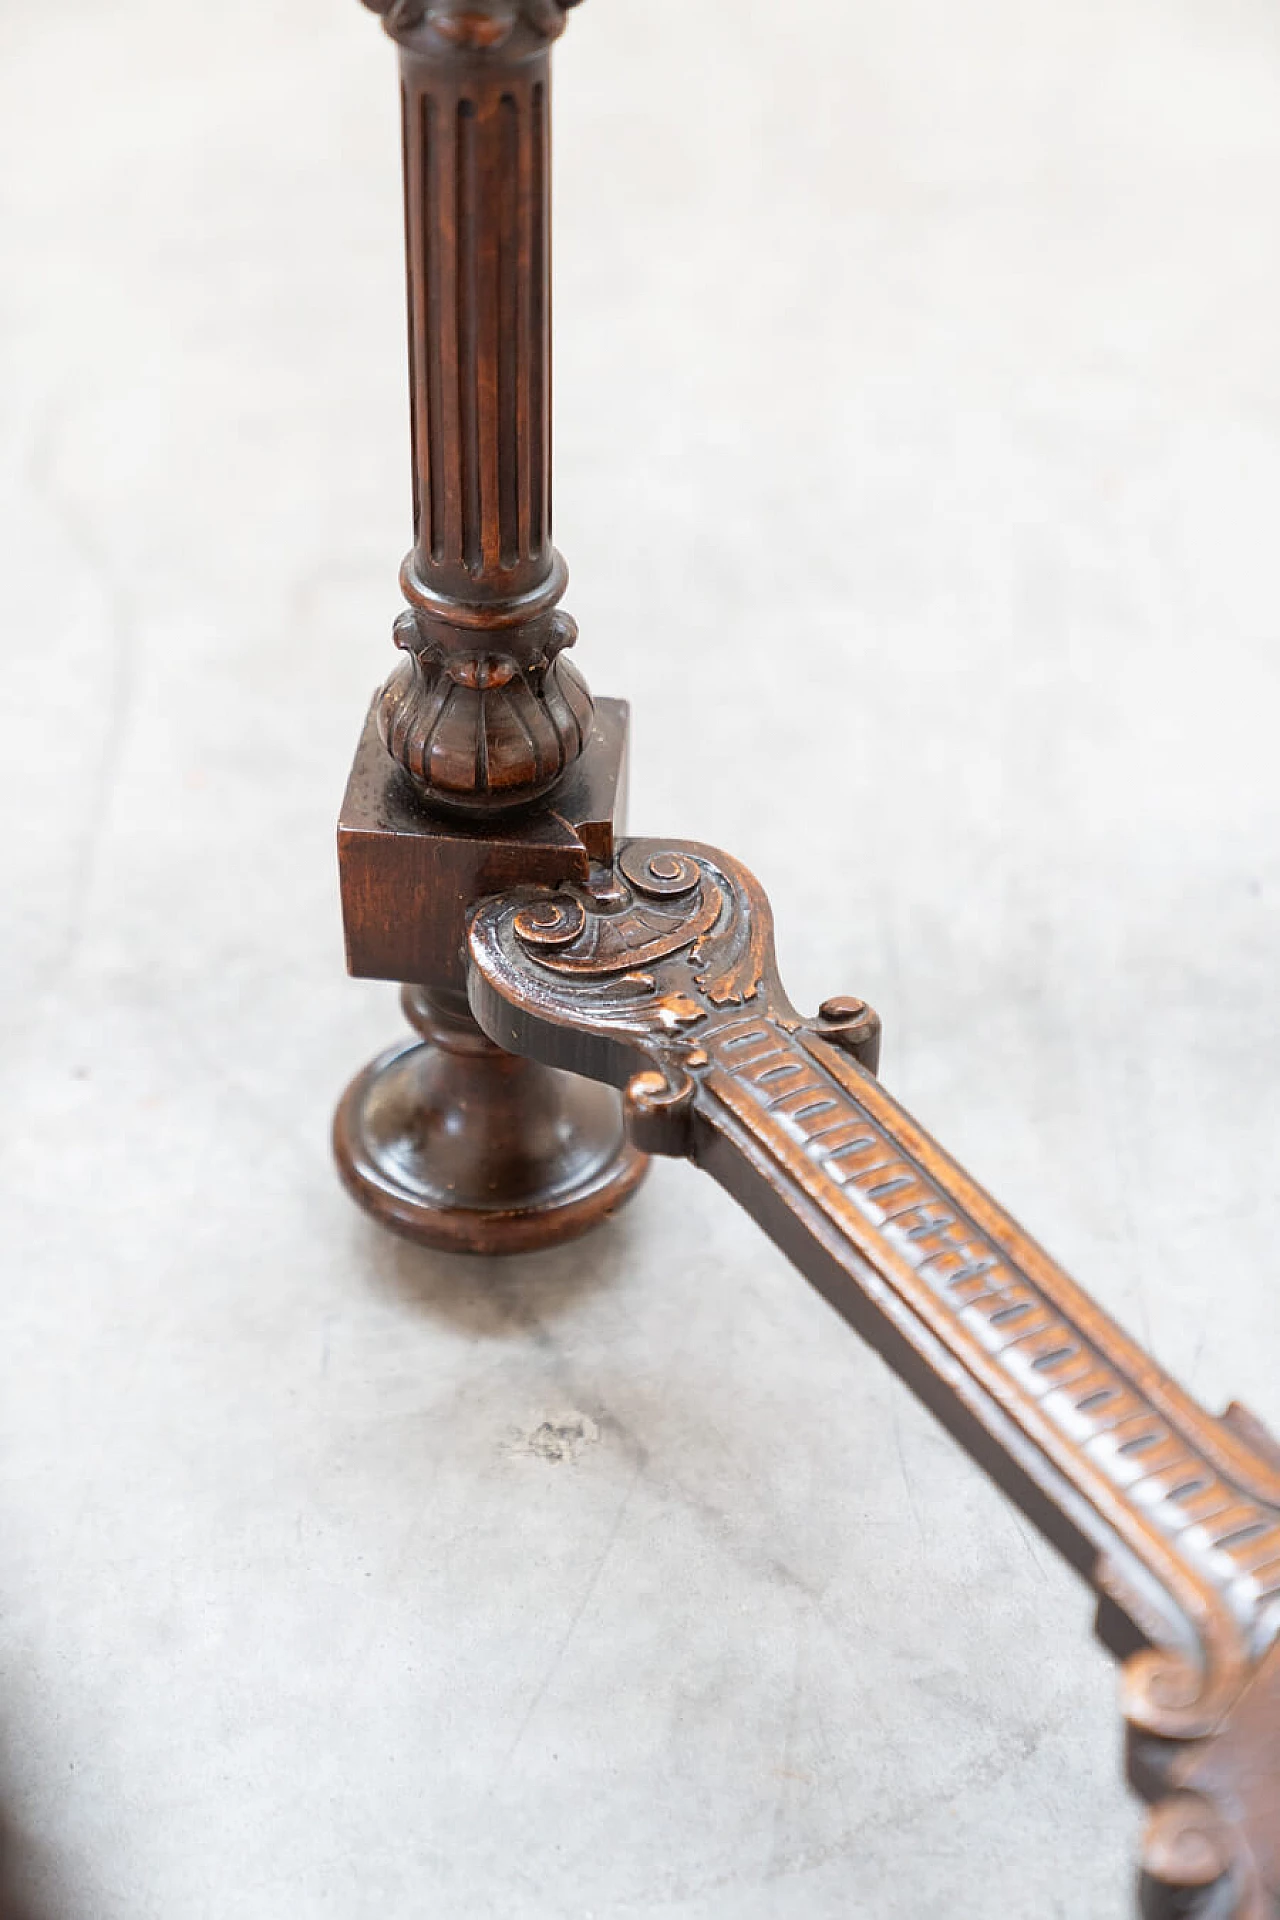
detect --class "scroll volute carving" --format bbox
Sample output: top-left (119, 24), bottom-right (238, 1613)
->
top-left (468, 839), bottom-right (1280, 1917)
top-left (360, 0), bottom-right (592, 815)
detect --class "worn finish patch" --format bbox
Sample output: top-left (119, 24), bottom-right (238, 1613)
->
top-left (508, 1413), bottom-right (601, 1465)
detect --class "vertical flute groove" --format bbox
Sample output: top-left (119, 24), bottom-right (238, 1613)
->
top-left (456, 97), bottom-right (480, 576)
top-left (531, 78), bottom-right (547, 559)
top-left (422, 91), bottom-right (444, 561)
top-left (497, 92), bottom-right (520, 570)
top-left (402, 78), bottom-right (422, 546)
top-left (516, 75), bottom-right (534, 562)
top-left (475, 94), bottom-right (501, 574)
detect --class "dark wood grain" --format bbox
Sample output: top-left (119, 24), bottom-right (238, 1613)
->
top-left (468, 839), bottom-right (1280, 1918)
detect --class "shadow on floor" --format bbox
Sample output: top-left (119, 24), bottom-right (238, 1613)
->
top-left (0, 1803), bottom-right (61, 1920)
top-left (355, 1202), bottom-right (645, 1342)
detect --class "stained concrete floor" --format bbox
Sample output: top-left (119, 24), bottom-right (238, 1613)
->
top-left (2, 2), bottom-right (1279, 1916)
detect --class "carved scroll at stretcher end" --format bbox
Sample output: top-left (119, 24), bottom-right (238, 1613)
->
top-left (466, 836), bottom-right (1280, 1920)
top-left (1130, 1640), bottom-right (1280, 1919)
top-left (466, 837), bottom-right (778, 1098)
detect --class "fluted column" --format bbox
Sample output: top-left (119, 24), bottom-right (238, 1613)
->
top-left (363, 0), bottom-right (591, 815)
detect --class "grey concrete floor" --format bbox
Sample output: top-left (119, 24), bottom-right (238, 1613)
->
top-left (2, 1), bottom-right (1279, 1915)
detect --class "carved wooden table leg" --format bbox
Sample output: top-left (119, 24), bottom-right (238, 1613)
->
top-left (468, 843), bottom-right (1280, 1918)
top-left (334, 0), bottom-right (645, 1252)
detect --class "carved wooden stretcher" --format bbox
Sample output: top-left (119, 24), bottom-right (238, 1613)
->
top-left (333, 5), bottom-right (1280, 1913)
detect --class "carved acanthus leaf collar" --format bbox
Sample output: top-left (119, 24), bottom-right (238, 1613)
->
top-left (362, 0), bottom-right (582, 48)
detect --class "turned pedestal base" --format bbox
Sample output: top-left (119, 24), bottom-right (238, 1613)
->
top-left (334, 987), bottom-right (645, 1255)
top-left (335, 699), bottom-right (644, 1255)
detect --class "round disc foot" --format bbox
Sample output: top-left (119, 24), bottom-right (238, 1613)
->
top-left (333, 989), bottom-right (647, 1255)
